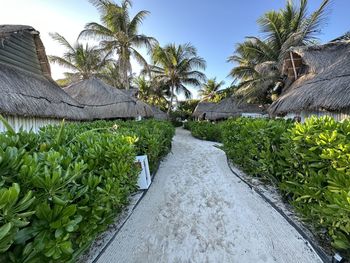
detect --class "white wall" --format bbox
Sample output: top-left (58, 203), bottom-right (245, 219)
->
top-left (0, 115), bottom-right (63, 133)
top-left (283, 111), bottom-right (350, 123)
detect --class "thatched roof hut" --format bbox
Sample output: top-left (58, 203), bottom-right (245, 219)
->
top-left (0, 25), bottom-right (89, 132)
top-left (121, 88), bottom-right (139, 98)
top-left (63, 78), bottom-right (153, 119)
top-left (150, 106), bottom-right (168, 120)
top-left (269, 40), bottom-right (350, 120)
top-left (192, 102), bottom-right (216, 119)
top-left (193, 98), bottom-right (264, 120)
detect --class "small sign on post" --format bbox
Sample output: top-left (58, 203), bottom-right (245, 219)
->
top-left (136, 155), bottom-right (151, 190)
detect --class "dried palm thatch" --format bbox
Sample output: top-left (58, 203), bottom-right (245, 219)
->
top-left (269, 41), bottom-right (350, 116)
top-left (121, 88), bottom-right (139, 98)
top-left (0, 25), bottom-right (89, 120)
top-left (193, 97), bottom-right (263, 120)
top-left (192, 102), bottom-right (216, 119)
top-left (0, 25), bottom-right (51, 78)
top-left (0, 63), bottom-right (89, 120)
top-left (63, 78), bottom-right (153, 119)
top-left (150, 106), bottom-right (168, 120)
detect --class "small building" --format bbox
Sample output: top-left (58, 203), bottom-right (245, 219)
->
top-left (192, 102), bottom-right (216, 120)
top-left (63, 78), bottom-right (154, 120)
top-left (269, 39), bottom-right (350, 122)
top-left (150, 106), bottom-right (168, 120)
top-left (0, 25), bottom-right (89, 132)
top-left (193, 97), bottom-right (264, 121)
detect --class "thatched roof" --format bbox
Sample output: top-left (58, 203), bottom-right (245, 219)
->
top-left (150, 106), bottom-right (168, 120)
top-left (193, 97), bottom-right (263, 120)
top-left (269, 41), bottom-right (350, 116)
top-left (192, 102), bottom-right (216, 118)
top-left (121, 88), bottom-right (139, 98)
top-left (0, 25), bottom-right (51, 78)
top-left (0, 25), bottom-right (89, 120)
top-left (63, 78), bottom-right (153, 119)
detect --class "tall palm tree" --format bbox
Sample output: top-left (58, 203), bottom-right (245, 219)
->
top-left (48, 33), bottom-right (109, 84)
top-left (199, 78), bottom-right (225, 101)
top-left (228, 0), bottom-right (330, 102)
top-left (80, 0), bottom-right (158, 89)
top-left (150, 43), bottom-right (207, 114)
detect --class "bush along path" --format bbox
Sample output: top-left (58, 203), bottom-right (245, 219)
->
top-left (96, 128), bottom-right (322, 263)
top-left (0, 118), bottom-right (174, 263)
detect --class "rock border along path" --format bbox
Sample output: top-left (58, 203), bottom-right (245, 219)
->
top-left (97, 128), bottom-right (322, 263)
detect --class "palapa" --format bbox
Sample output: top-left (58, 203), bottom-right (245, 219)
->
top-left (63, 78), bottom-right (154, 119)
top-left (269, 41), bottom-right (350, 116)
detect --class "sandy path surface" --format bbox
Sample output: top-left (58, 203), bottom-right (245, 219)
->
top-left (97, 128), bottom-right (322, 263)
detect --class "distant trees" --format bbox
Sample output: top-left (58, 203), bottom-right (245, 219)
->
top-left (198, 78), bottom-right (225, 101)
top-left (80, 0), bottom-right (157, 89)
top-left (228, 0), bottom-right (330, 103)
top-left (48, 33), bottom-right (110, 84)
top-left (150, 43), bottom-right (206, 114)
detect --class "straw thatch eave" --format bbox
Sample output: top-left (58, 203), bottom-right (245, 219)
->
top-left (150, 106), bottom-right (168, 120)
top-left (192, 102), bottom-right (216, 118)
top-left (269, 41), bottom-right (350, 116)
top-left (0, 24), bottom-right (52, 79)
top-left (193, 97), bottom-right (264, 120)
top-left (63, 78), bottom-right (153, 119)
top-left (0, 62), bottom-right (89, 120)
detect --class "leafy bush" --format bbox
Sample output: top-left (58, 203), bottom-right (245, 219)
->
top-left (277, 117), bottom-right (350, 254)
top-left (220, 116), bottom-right (350, 256)
top-left (0, 119), bottom-right (174, 262)
top-left (222, 118), bottom-right (291, 180)
top-left (186, 121), bottom-right (222, 142)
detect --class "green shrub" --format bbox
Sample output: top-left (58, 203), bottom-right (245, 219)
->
top-left (0, 119), bottom-right (174, 262)
top-left (222, 118), bottom-right (291, 180)
top-left (187, 121), bottom-right (222, 142)
top-left (277, 117), bottom-right (350, 253)
top-left (220, 116), bottom-right (350, 256)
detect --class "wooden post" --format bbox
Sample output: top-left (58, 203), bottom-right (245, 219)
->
top-left (290, 52), bottom-right (298, 80)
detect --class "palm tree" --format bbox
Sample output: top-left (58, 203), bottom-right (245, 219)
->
top-left (199, 78), bottom-right (225, 101)
top-left (150, 43), bottom-right (207, 114)
top-left (99, 62), bottom-right (129, 88)
top-left (133, 76), bottom-right (169, 110)
top-left (48, 33), bottom-right (109, 84)
top-left (228, 0), bottom-right (330, 102)
top-left (80, 0), bottom-right (158, 89)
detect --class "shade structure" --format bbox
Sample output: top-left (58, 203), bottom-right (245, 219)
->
top-left (0, 24), bottom-right (89, 121)
top-left (63, 78), bottom-right (154, 119)
top-left (269, 41), bottom-right (350, 116)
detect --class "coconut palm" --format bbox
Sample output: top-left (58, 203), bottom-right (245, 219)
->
top-left (48, 33), bottom-right (109, 85)
top-left (228, 0), bottom-right (330, 102)
top-left (80, 0), bottom-right (158, 89)
top-left (133, 76), bottom-right (170, 110)
top-left (150, 43), bottom-right (207, 114)
top-left (199, 78), bottom-right (225, 101)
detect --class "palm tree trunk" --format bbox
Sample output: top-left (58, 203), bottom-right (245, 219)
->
top-left (167, 86), bottom-right (175, 115)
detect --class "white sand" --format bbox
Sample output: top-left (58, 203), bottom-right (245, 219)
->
top-left (97, 128), bottom-right (322, 263)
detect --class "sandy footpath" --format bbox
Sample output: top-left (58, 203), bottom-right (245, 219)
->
top-left (97, 128), bottom-right (322, 263)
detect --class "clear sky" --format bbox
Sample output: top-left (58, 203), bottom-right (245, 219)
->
top-left (0, 0), bottom-right (349, 98)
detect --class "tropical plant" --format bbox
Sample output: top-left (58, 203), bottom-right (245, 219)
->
top-left (150, 43), bottom-right (207, 114)
top-left (198, 78), bottom-right (225, 101)
top-left (80, 0), bottom-right (158, 89)
top-left (99, 62), bottom-right (126, 88)
top-left (48, 33), bottom-right (109, 85)
top-left (133, 76), bottom-right (169, 110)
top-left (228, 0), bottom-right (330, 103)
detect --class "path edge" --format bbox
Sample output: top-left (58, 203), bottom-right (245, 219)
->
top-left (225, 156), bottom-right (331, 263)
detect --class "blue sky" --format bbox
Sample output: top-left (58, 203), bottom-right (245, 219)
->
top-left (1, 0), bottom-right (349, 98)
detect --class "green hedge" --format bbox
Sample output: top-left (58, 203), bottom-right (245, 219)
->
top-left (189, 117), bottom-right (350, 256)
top-left (0, 119), bottom-right (174, 262)
top-left (185, 121), bottom-right (222, 142)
